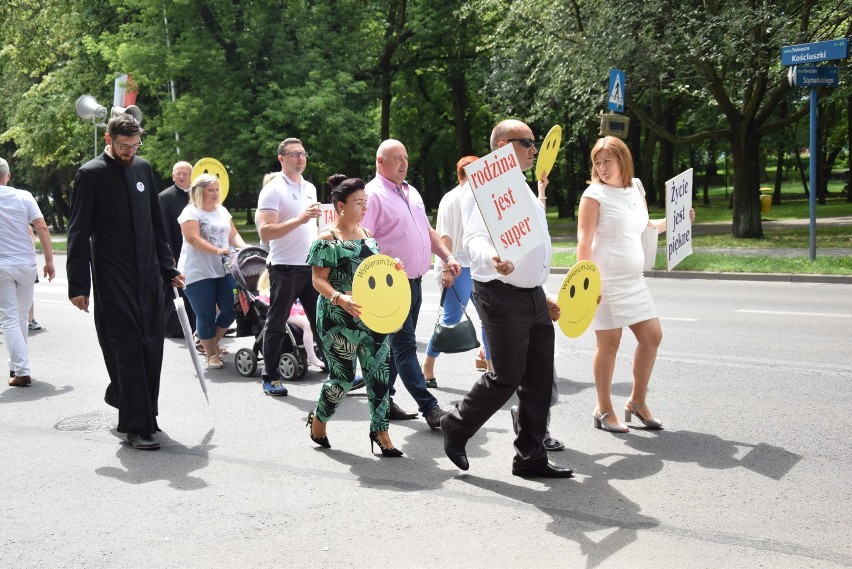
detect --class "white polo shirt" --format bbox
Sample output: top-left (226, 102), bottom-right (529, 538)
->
top-left (256, 173), bottom-right (318, 266)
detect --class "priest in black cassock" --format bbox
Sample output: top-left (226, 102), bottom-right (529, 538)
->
top-left (67, 114), bottom-right (185, 451)
top-left (158, 160), bottom-right (195, 337)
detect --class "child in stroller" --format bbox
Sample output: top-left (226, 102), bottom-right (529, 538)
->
top-left (230, 246), bottom-right (308, 380)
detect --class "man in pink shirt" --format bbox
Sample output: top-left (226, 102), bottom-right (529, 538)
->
top-left (362, 139), bottom-right (461, 429)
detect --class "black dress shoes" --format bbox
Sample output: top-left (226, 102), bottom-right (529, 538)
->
top-left (388, 400), bottom-right (417, 420)
top-left (441, 416), bottom-right (469, 471)
top-left (127, 433), bottom-right (161, 450)
top-left (424, 406), bottom-right (446, 430)
top-left (512, 460), bottom-right (573, 478)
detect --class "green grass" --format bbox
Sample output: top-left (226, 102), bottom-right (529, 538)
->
top-left (551, 250), bottom-right (852, 275)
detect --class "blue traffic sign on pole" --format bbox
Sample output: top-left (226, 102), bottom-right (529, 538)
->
top-left (781, 39), bottom-right (848, 261)
top-left (607, 69), bottom-right (625, 113)
top-left (781, 38), bottom-right (848, 66)
top-left (787, 65), bottom-right (839, 88)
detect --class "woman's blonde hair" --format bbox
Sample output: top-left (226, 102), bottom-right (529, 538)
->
top-left (590, 136), bottom-right (634, 188)
top-left (190, 173), bottom-right (220, 208)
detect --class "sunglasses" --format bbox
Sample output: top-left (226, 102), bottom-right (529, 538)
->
top-left (507, 138), bottom-right (535, 148)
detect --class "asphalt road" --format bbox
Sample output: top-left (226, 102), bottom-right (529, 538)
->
top-left (1, 259), bottom-right (851, 568)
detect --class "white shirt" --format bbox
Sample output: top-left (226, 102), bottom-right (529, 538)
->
top-left (460, 182), bottom-right (551, 288)
top-left (256, 173), bottom-right (318, 265)
top-left (435, 184), bottom-right (471, 266)
top-left (177, 204), bottom-right (232, 285)
top-left (0, 185), bottom-right (43, 267)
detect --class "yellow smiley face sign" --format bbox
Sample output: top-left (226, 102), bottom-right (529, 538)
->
top-left (192, 158), bottom-right (230, 203)
top-left (352, 254), bottom-right (411, 334)
top-left (557, 260), bottom-right (601, 338)
top-left (535, 124), bottom-right (562, 182)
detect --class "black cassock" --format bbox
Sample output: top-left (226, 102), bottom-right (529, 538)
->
top-left (158, 183), bottom-right (195, 337)
top-left (67, 152), bottom-right (179, 435)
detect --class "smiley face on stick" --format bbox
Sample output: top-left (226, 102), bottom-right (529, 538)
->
top-left (351, 254), bottom-right (411, 334)
top-left (557, 260), bottom-right (601, 338)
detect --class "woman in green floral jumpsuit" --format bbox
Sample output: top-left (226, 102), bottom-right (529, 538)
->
top-left (306, 175), bottom-right (403, 456)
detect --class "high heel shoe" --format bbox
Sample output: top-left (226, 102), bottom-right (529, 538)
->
top-left (306, 411), bottom-right (331, 448)
top-left (624, 401), bottom-right (664, 430)
top-left (369, 431), bottom-right (403, 457)
top-left (593, 410), bottom-right (629, 433)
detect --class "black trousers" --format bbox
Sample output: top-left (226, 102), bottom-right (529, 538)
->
top-left (443, 280), bottom-right (554, 464)
top-left (261, 264), bottom-right (319, 381)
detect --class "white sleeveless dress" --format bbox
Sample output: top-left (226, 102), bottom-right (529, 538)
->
top-left (582, 179), bottom-right (657, 330)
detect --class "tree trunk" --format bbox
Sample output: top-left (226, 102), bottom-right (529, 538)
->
top-left (794, 149), bottom-right (809, 196)
top-left (640, 124), bottom-right (657, 204)
top-left (730, 124), bottom-right (763, 238)
top-left (772, 144), bottom-right (784, 206)
top-left (447, 68), bottom-right (473, 157)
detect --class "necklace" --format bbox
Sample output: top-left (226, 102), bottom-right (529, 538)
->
top-left (333, 223), bottom-right (363, 241)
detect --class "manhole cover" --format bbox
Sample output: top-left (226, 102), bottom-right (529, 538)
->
top-left (54, 410), bottom-right (118, 432)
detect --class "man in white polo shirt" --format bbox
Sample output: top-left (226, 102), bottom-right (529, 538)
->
top-left (256, 138), bottom-right (321, 396)
top-left (0, 157), bottom-right (55, 386)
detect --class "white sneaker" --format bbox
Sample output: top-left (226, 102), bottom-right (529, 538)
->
top-left (28, 320), bottom-right (42, 331)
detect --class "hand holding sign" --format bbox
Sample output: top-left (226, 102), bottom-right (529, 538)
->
top-left (557, 260), bottom-right (601, 338)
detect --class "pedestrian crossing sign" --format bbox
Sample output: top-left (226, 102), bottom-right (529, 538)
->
top-left (608, 69), bottom-right (625, 113)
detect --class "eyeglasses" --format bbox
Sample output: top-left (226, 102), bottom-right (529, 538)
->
top-left (506, 138), bottom-right (535, 148)
top-left (115, 141), bottom-right (143, 152)
top-left (284, 151), bottom-right (308, 159)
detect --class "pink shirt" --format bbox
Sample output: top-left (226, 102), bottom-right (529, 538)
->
top-left (362, 174), bottom-right (433, 278)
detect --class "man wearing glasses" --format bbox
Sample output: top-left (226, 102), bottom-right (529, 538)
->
top-left (256, 138), bottom-right (322, 396)
top-left (440, 119), bottom-right (573, 478)
top-left (67, 113), bottom-right (184, 450)
top-left (361, 139), bottom-right (461, 430)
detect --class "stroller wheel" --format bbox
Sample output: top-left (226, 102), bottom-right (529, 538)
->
top-left (279, 353), bottom-right (302, 381)
top-left (235, 348), bottom-right (258, 377)
top-left (296, 348), bottom-right (309, 379)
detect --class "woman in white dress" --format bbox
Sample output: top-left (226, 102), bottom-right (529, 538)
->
top-left (577, 137), bottom-right (694, 432)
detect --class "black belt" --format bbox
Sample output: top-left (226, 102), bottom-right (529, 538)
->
top-left (478, 279), bottom-right (534, 292)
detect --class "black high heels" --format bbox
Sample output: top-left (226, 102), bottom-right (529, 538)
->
top-left (369, 431), bottom-right (403, 457)
top-left (307, 411), bottom-right (330, 448)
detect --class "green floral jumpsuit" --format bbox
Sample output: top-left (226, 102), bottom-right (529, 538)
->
top-left (306, 234), bottom-right (391, 432)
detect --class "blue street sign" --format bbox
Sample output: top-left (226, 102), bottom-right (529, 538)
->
top-left (781, 38), bottom-right (848, 66)
top-left (607, 69), bottom-right (625, 113)
top-left (788, 65), bottom-right (838, 88)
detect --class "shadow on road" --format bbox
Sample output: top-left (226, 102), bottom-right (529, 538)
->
top-left (95, 428), bottom-right (216, 491)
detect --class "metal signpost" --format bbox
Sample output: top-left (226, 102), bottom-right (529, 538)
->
top-left (780, 38), bottom-right (848, 260)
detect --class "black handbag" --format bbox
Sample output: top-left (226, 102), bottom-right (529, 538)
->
top-left (430, 286), bottom-right (481, 354)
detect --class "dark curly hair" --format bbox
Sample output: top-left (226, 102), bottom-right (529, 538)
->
top-left (327, 174), bottom-right (366, 212)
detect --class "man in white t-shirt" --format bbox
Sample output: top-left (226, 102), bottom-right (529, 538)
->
top-left (0, 157), bottom-right (56, 386)
top-left (255, 138), bottom-right (321, 396)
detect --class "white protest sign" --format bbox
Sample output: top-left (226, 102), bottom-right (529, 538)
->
top-left (665, 168), bottom-right (693, 271)
top-left (463, 145), bottom-right (547, 264)
top-left (318, 204), bottom-right (338, 233)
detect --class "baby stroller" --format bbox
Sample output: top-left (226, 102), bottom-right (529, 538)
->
top-left (230, 246), bottom-right (308, 380)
